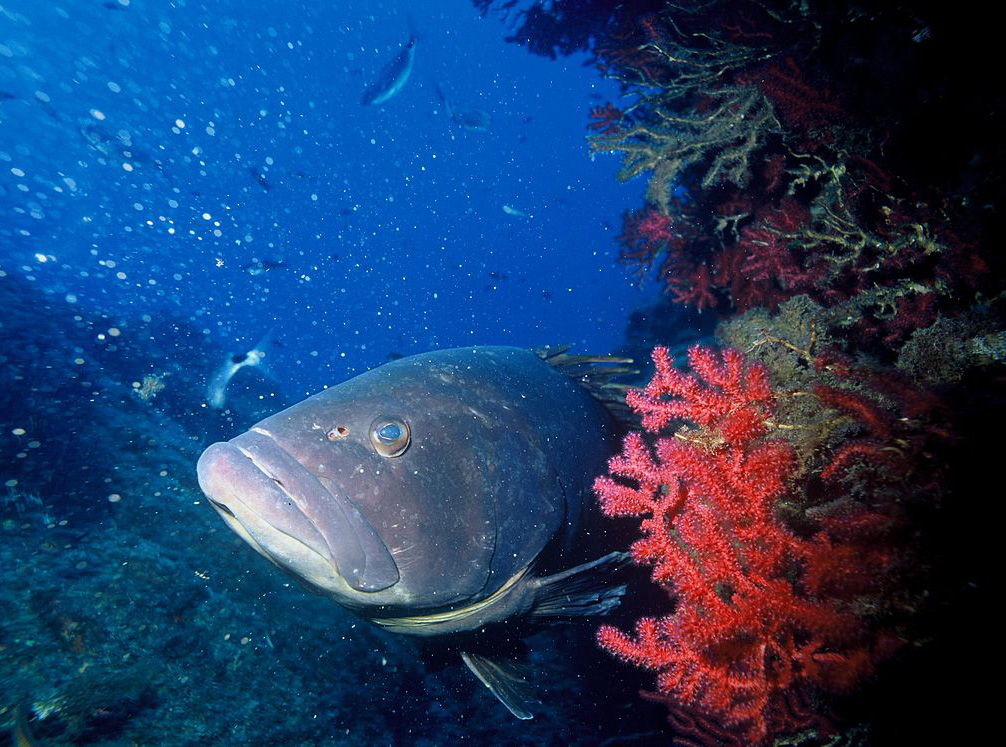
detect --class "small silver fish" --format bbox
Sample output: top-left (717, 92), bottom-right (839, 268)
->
top-left (206, 332), bottom-right (273, 409)
top-left (361, 34), bottom-right (416, 106)
top-left (502, 204), bottom-right (529, 218)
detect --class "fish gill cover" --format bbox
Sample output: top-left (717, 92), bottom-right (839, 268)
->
top-left (0, 0), bottom-right (1001, 745)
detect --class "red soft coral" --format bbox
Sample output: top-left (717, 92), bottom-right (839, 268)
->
top-left (595, 347), bottom-right (888, 744)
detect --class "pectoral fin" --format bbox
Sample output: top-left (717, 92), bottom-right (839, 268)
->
top-left (460, 650), bottom-right (538, 720)
top-left (457, 552), bottom-right (630, 719)
top-left (527, 550), bottom-right (631, 618)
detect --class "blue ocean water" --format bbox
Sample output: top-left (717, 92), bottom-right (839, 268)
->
top-left (1, 0), bottom-right (646, 395)
top-left (0, 1), bottom-right (681, 744)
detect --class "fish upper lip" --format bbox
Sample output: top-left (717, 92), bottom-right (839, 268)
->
top-left (234, 432), bottom-right (303, 507)
top-left (197, 440), bottom-right (333, 566)
top-left (218, 429), bottom-right (400, 593)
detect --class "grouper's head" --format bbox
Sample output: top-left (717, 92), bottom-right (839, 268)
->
top-left (196, 410), bottom-right (406, 598)
top-left (196, 349), bottom-right (584, 626)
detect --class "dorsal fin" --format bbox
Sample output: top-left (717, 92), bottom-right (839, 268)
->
top-left (533, 344), bottom-right (638, 427)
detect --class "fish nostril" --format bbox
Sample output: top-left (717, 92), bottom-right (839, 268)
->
top-left (326, 425), bottom-right (350, 441)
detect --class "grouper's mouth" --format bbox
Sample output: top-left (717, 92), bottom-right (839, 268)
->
top-left (196, 429), bottom-right (399, 593)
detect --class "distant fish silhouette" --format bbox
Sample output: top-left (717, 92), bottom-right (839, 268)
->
top-left (241, 258), bottom-right (284, 276)
top-left (361, 32), bottom-right (416, 106)
top-left (435, 83), bottom-right (492, 132)
top-left (207, 331), bottom-right (274, 409)
top-left (502, 204), bottom-right (529, 218)
top-left (248, 166), bottom-right (272, 191)
top-left (77, 118), bottom-right (168, 177)
top-left (78, 119), bottom-right (128, 158)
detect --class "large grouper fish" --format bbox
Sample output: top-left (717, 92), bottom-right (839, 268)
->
top-left (196, 345), bottom-right (633, 718)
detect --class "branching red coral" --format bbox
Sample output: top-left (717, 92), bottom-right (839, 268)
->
top-left (617, 207), bottom-right (676, 271)
top-left (617, 207), bottom-right (723, 311)
top-left (669, 264), bottom-right (717, 311)
top-left (739, 200), bottom-right (813, 275)
top-left (814, 384), bottom-right (892, 441)
top-left (624, 345), bottom-right (772, 437)
top-left (588, 102), bottom-right (625, 134)
top-left (595, 346), bottom-right (892, 744)
top-left (741, 57), bottom-right (844, 135)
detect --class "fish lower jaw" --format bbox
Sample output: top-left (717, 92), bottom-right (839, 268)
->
top-left (212, 504), bottom-right (354, 597)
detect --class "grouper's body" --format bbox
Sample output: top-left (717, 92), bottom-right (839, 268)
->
top-left (197, 346), bottom-right (630, 717)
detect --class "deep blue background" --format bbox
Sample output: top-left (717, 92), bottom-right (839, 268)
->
top-left (1, 0), bottom-right (650, 397)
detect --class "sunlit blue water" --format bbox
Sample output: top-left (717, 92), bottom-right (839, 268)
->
top-left (1, 0), bottom-right (645, 396)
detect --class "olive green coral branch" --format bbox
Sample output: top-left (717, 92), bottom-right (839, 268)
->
top-left (589, 84), bottom-right (781, 206)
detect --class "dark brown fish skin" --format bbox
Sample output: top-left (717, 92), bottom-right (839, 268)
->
top-left (196, 346), bottom-right (617, 633)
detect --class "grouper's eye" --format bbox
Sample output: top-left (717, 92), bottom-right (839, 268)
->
top-left (369, 416), bottom-right (410, 457)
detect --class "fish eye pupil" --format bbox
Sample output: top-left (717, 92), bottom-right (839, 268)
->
top-left (369, 416), bottom-right (410, 457)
